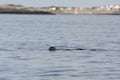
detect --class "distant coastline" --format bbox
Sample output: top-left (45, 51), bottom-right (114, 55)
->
top-left (0, 4), bottom-right (120, 15)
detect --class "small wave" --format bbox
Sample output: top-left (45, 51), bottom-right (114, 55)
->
top-left (0, 48), bottom-right (14, 51)
top-left (43, 69), bottom-right (76, 73)
top-left (39, 73), bottom-right (62, 77)
top-left (37, 69), bottom-right (76, 77)
top-left (89, 49), bottom-right (120, 51)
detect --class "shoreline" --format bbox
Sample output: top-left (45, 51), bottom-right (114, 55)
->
top-left (0, 4), bottom-right (120, 15)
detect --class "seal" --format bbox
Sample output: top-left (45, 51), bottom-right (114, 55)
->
top-left (75, 48), bottom-right (86, 50)
top-left (48, 46), bottom-right (85, 51)
top-left (49, 46), bottom-right (56, 51)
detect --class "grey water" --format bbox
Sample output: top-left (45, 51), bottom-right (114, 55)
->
top-left (0, 14), bottom-right (120, 80)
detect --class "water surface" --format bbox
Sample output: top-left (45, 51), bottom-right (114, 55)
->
top-left (0, 14), bottom-right (120, 80)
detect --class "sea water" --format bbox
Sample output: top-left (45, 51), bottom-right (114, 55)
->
top-left (0, 14), bottom-right (120, 80)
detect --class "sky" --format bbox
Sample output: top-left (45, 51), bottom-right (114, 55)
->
top-left (0, 0), bottom-right (120, 7)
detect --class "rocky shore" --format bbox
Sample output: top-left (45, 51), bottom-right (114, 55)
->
top-left (0, 4), bottom-right (120, 15)
top-left (0, 4), bottom-right (55, 15)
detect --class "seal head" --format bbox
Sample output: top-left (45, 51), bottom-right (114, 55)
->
top-left (49, 46), bottom-right (56, 51)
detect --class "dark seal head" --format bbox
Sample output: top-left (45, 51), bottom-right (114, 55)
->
top-left (76, 48), bottom-right (85, 50)
top-left (49, 46), bottom-right (56, 51)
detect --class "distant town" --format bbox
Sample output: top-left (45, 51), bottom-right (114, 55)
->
top-left (0, 4), bottom-right (120, 15)
top-left (40, 4), bottom-right (120, 15)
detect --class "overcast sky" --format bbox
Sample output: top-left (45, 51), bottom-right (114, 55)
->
top-left (0, 0), bottom-right (120, 7)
